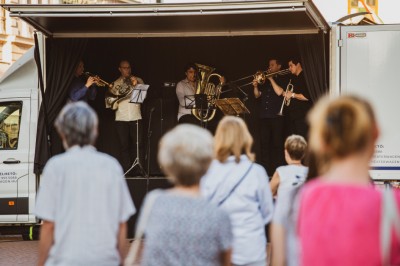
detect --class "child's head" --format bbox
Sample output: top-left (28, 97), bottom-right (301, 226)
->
top-left (284, 135), bottom-right (307, 163)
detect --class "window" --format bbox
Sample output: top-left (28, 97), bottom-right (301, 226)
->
top-left (348, 0), bottom-right (379, 18)
top-left (0, 102), bottom-right (22, 150)
top-left (350, 0), bottom-right (358, 7)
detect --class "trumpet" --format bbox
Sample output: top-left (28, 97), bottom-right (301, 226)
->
top-left (84, 72), bottom-right (111, 87)
top-left (231, 68), bottom-right (291, 88)
top-left (278, 79), bottom-right (293, 116)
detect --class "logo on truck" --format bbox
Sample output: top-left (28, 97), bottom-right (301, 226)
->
top-left (348, 32), bottom-right (367, 38)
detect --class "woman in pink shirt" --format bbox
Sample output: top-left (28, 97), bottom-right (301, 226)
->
top-left (297, 95), bottom-right (400, 266)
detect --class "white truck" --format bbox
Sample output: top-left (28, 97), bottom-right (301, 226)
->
top-left (0, 1), bottom-right (399, 238)
top-left (331, 24), bottom-right (400, 181)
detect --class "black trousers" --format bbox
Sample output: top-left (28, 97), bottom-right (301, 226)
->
top-left (287, 113), bottom-right (309, 140)
top-left (178, 114), bottom-right (200, 125)
top-left (259, 117), bottom-right (285, 177)
top-left (115, 120), bottom-right (143, 174)
top-left (178, 114), bottom-right (219, 134)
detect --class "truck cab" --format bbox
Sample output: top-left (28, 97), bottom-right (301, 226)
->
top-left (0, 49), bottom-right (39, 237)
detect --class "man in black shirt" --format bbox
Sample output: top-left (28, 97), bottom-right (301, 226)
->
top-left (253, 58), bottom-right (289, 176)
top-left (284, 57), bottom-right (313, 139)
top-left (268, 57), bottom-right (312, 139)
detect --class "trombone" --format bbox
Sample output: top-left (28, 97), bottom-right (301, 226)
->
top-left (231, 68), bottom-right (291, 88)
top-left (84, 72), bottom-right (111, 87)
top-left (278, 79), bottom-right (293, 116)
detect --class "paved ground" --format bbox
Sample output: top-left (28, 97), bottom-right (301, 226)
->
top-left (0, 236), bottom-right (136, 266)
top-left (0, 236), bottom-right (38, 266)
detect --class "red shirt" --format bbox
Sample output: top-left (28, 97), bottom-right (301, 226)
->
top-left (298, 179), bottom-right (400, 266)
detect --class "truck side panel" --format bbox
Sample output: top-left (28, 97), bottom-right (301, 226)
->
top-left (337, 25), bottom-right (400, 180)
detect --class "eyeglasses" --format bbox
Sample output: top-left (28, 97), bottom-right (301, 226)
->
top-left (120, 66), bottom-right (131, 69)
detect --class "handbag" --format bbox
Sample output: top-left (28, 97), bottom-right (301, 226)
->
top-left (125, 192), bottom-right (161, 266)
top-left (380, 188), bottom-right (400, 265)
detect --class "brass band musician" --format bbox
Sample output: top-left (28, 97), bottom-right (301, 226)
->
top-left (176, 63), bottom-right (226, 126)
top-left (269, 56), bottom-right (312, 139)
top-left (107, 60), bottom-right (144, 174)
top-left (253, 58), bottom-right (288, 176)
top-left (68, 60), bottom-right (98, 102)
top-left (176, 63), bottom-right (200, 125)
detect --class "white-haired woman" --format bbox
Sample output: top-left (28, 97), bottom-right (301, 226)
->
top-left (201, 116), bottom-right (274, 266)
top-left (298, 95), bottom-right (400, 265)
top-left (35, 102), bottom-right (135, 266)
top-left (126, 124), bottom-right (232, 266)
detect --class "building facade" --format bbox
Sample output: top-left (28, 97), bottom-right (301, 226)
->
top-left (0, 0), bottom-right (151, 76)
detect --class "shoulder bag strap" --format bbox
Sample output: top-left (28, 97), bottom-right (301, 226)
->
top-left (217, 163), bottom-right (253, 207)
top-left (380, 188), bottom-right (400, 265)
top-left (125, 192), bottom-right (161, 266)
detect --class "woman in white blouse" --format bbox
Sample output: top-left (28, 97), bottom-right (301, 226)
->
top-left (201, 116), bottom-right (274, 266)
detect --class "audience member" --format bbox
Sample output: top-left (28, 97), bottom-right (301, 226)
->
top-left (270, 148), bottom-right (317, 266)
top-left (201, 116), bottom-right (273, 266)
top-left (126, 124), bottom-right (232, 266)
top-left (298, 95), bottom-right (400, 265)
top-left (36, 102), bottom-right (135, 266)
top-left (269, 135), bottom-right (308, 197)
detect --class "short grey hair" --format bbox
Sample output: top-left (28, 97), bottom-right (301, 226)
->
top-left (55, 102), bottom-right (98, 147)
top-left (158, 124), bottom-right (213, 187)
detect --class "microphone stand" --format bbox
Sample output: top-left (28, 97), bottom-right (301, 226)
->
top-left (224, 83), bottom-right (249, 102)
top-left (146, 106), bottom-right (155, 192)
top-left (125, 87), bottom-right (148, 178)
top-left (235, 84), bottom-right (249, 102)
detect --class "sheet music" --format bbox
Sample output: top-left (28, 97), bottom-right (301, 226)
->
top-left (215, 98), bottom-right (250, 115)
top-left (130, 84), bottom-right (150, 103)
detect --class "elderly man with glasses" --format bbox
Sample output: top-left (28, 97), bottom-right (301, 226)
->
top-left (106, 60), bottom-right (145, 175)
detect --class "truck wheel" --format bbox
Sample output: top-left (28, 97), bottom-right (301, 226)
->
top-left (22, 225), bottom-right (40, 241)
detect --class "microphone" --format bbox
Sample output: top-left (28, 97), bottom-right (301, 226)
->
top-left (150, 107), bottom-right (155, 113)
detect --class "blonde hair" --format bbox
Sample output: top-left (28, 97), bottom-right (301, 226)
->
top-left (308, 95), bottom-right (377, 163)
top-left (285, 135), bottom-right (307, 161)
top-left (214, 116), bottom-right (255, 163)
top-left (158, 124), bottom-right (213, 187)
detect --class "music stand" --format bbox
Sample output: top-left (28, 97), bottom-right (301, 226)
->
top-left (125, 84), bottom-right (149, 177)
top-left (183, 94), bottom-right (195, 110)
top-left (215, 98), bottom-right (250, 116)
top-left (184, 94), bottom-right (216, 128)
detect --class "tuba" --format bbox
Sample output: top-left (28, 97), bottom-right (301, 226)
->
top-left (192, 63), bottom-right (223, 122)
